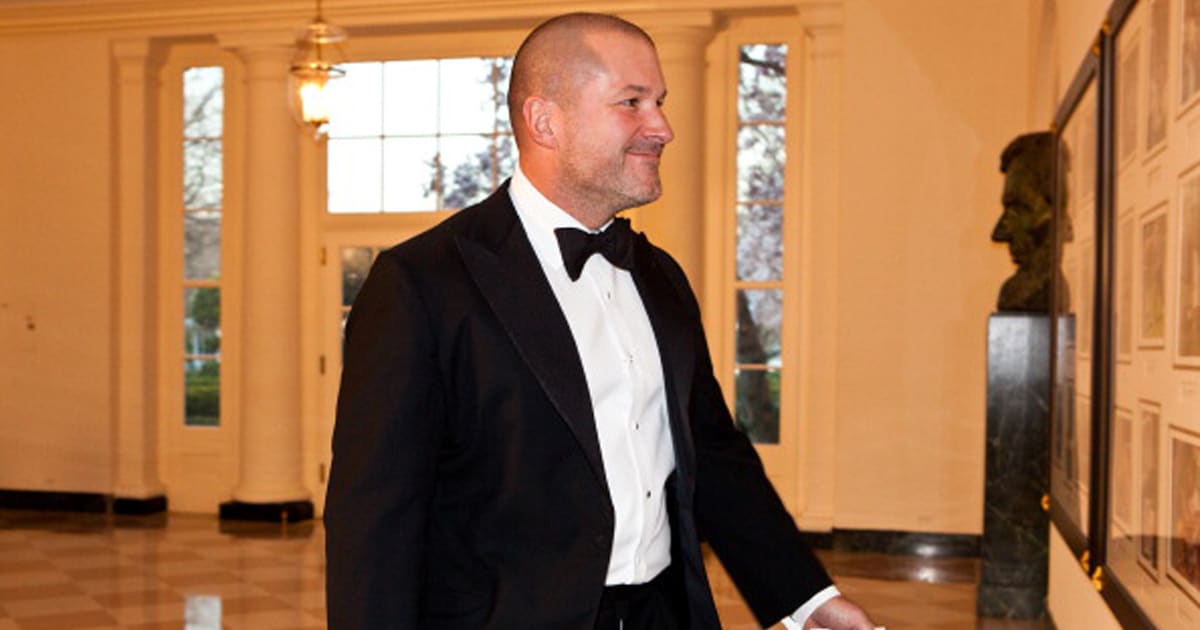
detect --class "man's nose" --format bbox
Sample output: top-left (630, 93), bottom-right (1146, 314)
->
top-left (645, 106), bottom-right (674, 145)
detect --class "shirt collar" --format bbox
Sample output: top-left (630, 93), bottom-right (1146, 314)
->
top-left (508, 164), bottom-right (613, 271)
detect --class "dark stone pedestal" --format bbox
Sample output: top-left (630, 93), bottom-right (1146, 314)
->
top-left (978, 313), bottom-right (1050, 619)
top-left (219, 499), bottom-right (313, 523)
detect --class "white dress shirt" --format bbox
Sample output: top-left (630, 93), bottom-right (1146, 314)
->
top-left (508, 167), bottom-right (839, 625)
top-left (509, 167), bottom-right (675, 586)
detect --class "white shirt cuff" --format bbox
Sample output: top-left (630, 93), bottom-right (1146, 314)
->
top-left (780, 585), bottom-right (841, 629)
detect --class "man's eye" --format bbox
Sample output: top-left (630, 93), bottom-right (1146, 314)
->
top-left (620, 98), bottom-right (639, 107)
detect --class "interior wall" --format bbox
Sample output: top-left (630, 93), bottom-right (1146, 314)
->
top-left (834, 0), bottom-right (1032, 534)
top-left (0, 0), bottom-right (1054, 540)
top-left (0, 33), bottom-right (114, 494)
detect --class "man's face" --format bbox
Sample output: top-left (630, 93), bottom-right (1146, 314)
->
top-left (993, 160), bottom-right (1053, 268)
top-left (555, 31), bottom-right (674, 213)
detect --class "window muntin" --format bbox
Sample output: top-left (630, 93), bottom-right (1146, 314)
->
top-left (182, 66), bottom-right (223, 427)
top-left (325, 57), bottom-right (514, 213)
top-left (733, 44), bottom-right (787, 444)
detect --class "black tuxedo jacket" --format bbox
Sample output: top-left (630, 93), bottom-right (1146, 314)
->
top-left (324, 184), bottom-right (831, 629)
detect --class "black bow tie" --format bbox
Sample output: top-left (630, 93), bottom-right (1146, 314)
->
top-left (554, 218), bottom-right (636, 281)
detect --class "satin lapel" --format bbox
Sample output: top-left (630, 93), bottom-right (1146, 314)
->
top-left (630, 237), bottom-right (698, 482)
top-left (454, 196), bottom-right (609, 496)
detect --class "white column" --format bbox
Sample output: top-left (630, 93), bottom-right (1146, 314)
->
top-left (793, 0), bottom-right (844, 531)
top-left (219, 32), bottom-right (311, 516)
top-left (111, 38), bottom-right (167, 511)
top-left (629, 12), bottom-right (715, 293)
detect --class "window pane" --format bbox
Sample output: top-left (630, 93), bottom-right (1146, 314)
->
top-left (327, 62), bottom-right (383, 138)
top-left (439, 58), bottom-right (499, 134)
top-left (735, 367), bottom-right (780, 444)
top-left (736, 289), bottom-right (782, 365)
top-left (738, 44), bottom-right (787, 123)
top-left (184, 360), bottom-right (220, 427)
top-left (328, 138), bottom-right (383, 213)
top-left (184, 212), bottom-right (221, 280)
top-left (183, 67), bottom-right (223, 138)
top-left (341, 247), bottom-right (374, 307)
top-left (737, 125), bottom-right (785, 202)
top-left (383, 60), bottom-right (438, 136)
top-left (184, 139), bottom-right (222, 210)
top-left (184, 287), bottom-right (221, 355)
top-left (494, 57), bottom-right (513, 132)
top-left (439, 135), bottom-right (496, 209)
top-left (497, 134), bottom-right (517, 183)
top-left (382, 137), bottom-right (438, 212)
top-left (737, 204), bottom-right (783, 282)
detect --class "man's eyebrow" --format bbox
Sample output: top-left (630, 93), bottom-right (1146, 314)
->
top-left (618, 84), bottom-right (668, 99)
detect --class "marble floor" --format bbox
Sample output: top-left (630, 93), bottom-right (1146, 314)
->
top-left (0, 509), bottom-right (1051, 630)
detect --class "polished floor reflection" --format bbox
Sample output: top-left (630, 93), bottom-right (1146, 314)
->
top-left (0, 509), bottom-right (1049, 629)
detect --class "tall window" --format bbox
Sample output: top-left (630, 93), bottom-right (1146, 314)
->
top-left (182, 67), bottom-right (223, 427)
top-left (325, 57), bottom-right (514, 213)
top-left (733, 44), bottom-right (787, 444)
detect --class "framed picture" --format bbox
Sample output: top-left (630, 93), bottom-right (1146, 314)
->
top-left (1118, 212), bottom-right (1135, 362)
top-left (1114, 407), bottom-right (1135, 535)
top-left (1080, 90), bottom-right (1099, 202)
top-left (1140, 399), bottom-right (1162, 578)
top-left (1080, 239), bottom-right (1095, 358)
top-left (1051, 68), bottom-right (1098, 546)
top-left (1140, 203), bottom-right (1169, 348)
top-left (1177, 168), bottom-right (1200, 366)
top-left (1169, 427), bottom-right (1200, 606)
top-left (1119, 35), bottom-right (1141, 166)
top-left (1181, 0), bottom-right (1200, 112)
top-left (1146, 0), bottom-right (1169, 155)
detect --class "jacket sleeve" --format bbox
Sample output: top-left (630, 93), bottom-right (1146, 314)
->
top-left (324, 250), bottom-right (445, 630)
top-left (659, 252), bottom-right (833, 627)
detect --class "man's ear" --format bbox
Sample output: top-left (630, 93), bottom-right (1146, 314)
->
top-left (523, 97), bottom-right (559, 149)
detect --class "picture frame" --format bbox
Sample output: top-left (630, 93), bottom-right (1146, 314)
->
top-left (1119, 33), bottom-right (1141, 167)
top-left (1145, 0), bottom-right (1169, 157)
top-left (1139, 399), bottom-right (1162, 578)
top-left (1118, 211), bottom-right (1135, 361)
top-left (1169, 426), bottom-right (1200, 606)
top-left (1175, 166), bottom-right (1200, 366)
top-left (1139, 202), bottom-right (1169, 348)
top-left (1180, 0), bottom-right (1200, 113)
top-left (1050, 64), bottom-right (1099, 547)
top-left (1114, 407), bottom-right (1135, 535)
top-left (1080, 238), bottom-right (1095, 358)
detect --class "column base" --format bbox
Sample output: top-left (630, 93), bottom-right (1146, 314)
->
top-left (113, 495), bottom-right (167, 515)
top-left (219, 499), bottom-right (313, 523)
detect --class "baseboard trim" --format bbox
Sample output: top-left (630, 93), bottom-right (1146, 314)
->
top-left (800, 527), bottom-right (981, 558)
top-left (219, 499), bottom-right (314, 523)
top-left (0, 488), bottom-right (108, 513)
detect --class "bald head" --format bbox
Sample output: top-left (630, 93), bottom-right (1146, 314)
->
top-left (508, 13), bottom-right (655, 143)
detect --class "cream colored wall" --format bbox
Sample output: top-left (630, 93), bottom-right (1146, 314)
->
top-left (833, 0), bottom-right (1031, 534)
top-left (0, 0), bottom-right (1048, 541)
top-left (0, 34), bottom-right (114, 493)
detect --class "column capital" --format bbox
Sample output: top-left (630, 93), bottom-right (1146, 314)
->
top-left (795, 0), bottom-right (844, 35)
top-left (216, 29), bottom-right (296, 56)
top-left (632, 10), bottom-right (716, 65)
top-left (630, 9), bottom-right (715, 43)
top-left (112, 37), bottom-right (163, 85)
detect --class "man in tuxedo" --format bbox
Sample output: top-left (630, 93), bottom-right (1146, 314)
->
top-left (325, 12), bottom-right (876, 630)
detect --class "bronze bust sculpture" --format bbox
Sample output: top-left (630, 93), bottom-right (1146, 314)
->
top-left (992, 132), bottom-right (1071, 312)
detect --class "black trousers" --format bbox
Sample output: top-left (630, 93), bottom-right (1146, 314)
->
top-left (593, 567), bottom-right (683, 630)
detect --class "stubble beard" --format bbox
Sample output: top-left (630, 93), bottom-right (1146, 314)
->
top-left (561, 142), bottom-right (665, 219)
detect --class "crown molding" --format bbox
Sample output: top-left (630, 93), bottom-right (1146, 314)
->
top-left (0, 0), bottom-right (819, 38)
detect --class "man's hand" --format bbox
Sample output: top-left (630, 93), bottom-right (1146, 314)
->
top-left (803, 595), bottom-right (877, 630)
